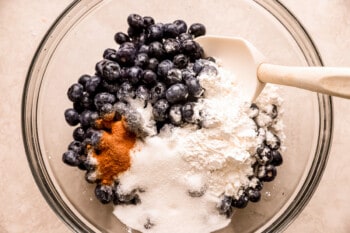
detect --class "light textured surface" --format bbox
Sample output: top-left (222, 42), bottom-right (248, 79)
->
top-left (0, 0), bottom-right (349, 232)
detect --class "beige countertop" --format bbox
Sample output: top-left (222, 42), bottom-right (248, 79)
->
top-left (1, 0), bottom-right (350, 232)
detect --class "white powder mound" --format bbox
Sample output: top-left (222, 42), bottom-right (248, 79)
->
top-left (113, 62), bottom-right (283, 233)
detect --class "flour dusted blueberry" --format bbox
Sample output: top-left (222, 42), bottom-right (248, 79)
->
top-left (117, 82), bottom-right (135, 101)
top-left (94, 92), bottom-right (116, 110)
top-left (136, 85), bottom-right (149, 102)
top-left (163, 38), bottom-right (181, 56)
top-left (152, 99), bottom-right (169, 121)
top-left (95, 184), bottom-right (114, 204)
top-left (181, 102), bottom-right (195, 123)
top-left (149, 82), bottom-right (166, 103)
top-left (247, 188), bottom-right (261, 202)
top-left (169, 104), bottom-right (183, 126)
top-left (166, 83), bottom-right (188, 103)
top-left (186, 77), bottom-right (204, 98)
top-left (178, 33), bottom-right (193, 41)
top-left (231, 193), bottom-right (249, 209)
top-left (218, 196), bottom-right (233, 218)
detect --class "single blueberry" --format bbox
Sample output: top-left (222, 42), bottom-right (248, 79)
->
top-left (256, 145), bottom-right (273, 165)
top-left (165, 68), bottom-right (182, 85)
top-left (95, 59), bottom-right (107, 76)
top-left (173, 19), bottom-right (187, 34)
top-left (138, 44), bottom-right (149, 54)
top-left (116, 46), bottom-right (136, 66)
top-left (157, 59), bottom-right (174, 78)
top-left (181, 39), bottom-right (198, 54)
top-left (80, 92), bottom-right (94, 110)
top-left (181, 102), bottom-right (195, 123)
top-left (100, 103), bottom-right (115, 121)
top-left (152, 99), bottom-right (169, 121)
top-left (67, 83), bottom-right (84, 102)
top-left (163, 38), bottom-right (181, 56)
top-left (192, 60), bottom-right (205, 74)
top-left (218, 196), bottom-right (233, 218)
top-left (148, 41), bottom-right (165, 59)
top-left (95, 184), bottom-right (114, 204)
top-left (134, 53), bottom-right (149, 68)
top-left (114, 32), bottom-right (130, 44)
top-left (178, 33), bottom-right (193, 41)
top-left (166, 83), bottom-right (188, 103)
top-left (136, 85), bottom-right (149, 101)
top-left (247, 189), bottom-right (261, 202)
top-left (142, 69), bottom-right (158, 85)
top-left (85, 76), bottom-right (101, 94)
top-left (181, 68), bottom-right (196, 81)
top-left (126, 66), bottom-right (143, 84)
top-left (127, 13), bottom-right (145, 30)
top-left (266, 133), bottom-right (281, 150)
top-left (271, 150), bottom-right (283, 166)
top-left (173, 54), bottom-right (189, 69)
top-left (73, 126), bottom-right (85, 142)
top-left (147, 58), bottom-right (159, 71)
top-left (149, 82), bottom-right (166, 103)
top-left (146, 24), bottom-right (163, 42)
top-left (62, 150), bottom-right (80, 166)
top-left (100, 79), bottom-right (119, 94)
top-left (169, 104), bottom-right (183, 126)
top-left (258, 165), bottom-right (277, 182)
top-left (85, 171), bottom-right (98, 184)
top-left (73, 101), bottom-right (84, 113)
top-left (249, 103), bottom-right (259, 118)
top-left (102, 61), bottom-right (121, 82)
top-left (91, 131), bottom-right (102, 148)
top-left (186, 77), bottom-right (204, 98)
top-left (64, 108), bottom-right (80, 126)
top-left (188, 23), bottom-right (206, 37)
top-left (163, 23), bottom-right (179, 38)
top-left (68, 140), bottom-right (82, 153)
top-left (78, 74), bottom-right (91, 86)
top-left (80, 110), bottom-right (92, 128)
top-left (143, 16), bottom-right (155, 27)
top-left (94, 92), bottom-right (116, 110)
top-left (231, 193), bottom-right (249, 209)
top-left (117, 82), bottom-right (135, 101)
top-left (103, 48), bottom-right (118, 61)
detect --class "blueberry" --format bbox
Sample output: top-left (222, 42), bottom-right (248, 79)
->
top-left (193, 60), bottom-right (204, 74)
top-left (166, 68), bottom-right (182, 84)
top-left (95, 59), bottom-right (107, 77)
top-left (218, 196), bottom-right (233, 217)
top-left (200, 64), bottom-right (218, 76)
top-left (134, 53), bottom-right (149, 68)
top-left (265, 132), bottom-right (281, 150)
top-left (100, 103), bottom-right (115, 121)
top-left (102, 61), bottom-right (121, 82)
top-left (173, 54), bottom-right (189, 69)
top-left (142, 69), bottom-right (158, 85)
top-left (138, 44), bottom-right (149, 54)
top-left (169, 104), bottom-right (183, 126)
top-left (94, 92), bottom-right (116, 110)
top-left (85, 171), bottom-right (98, 184)
top-left (127, 13), bottom-right (144, 29)
top-left (80, 110), bottom-right (92, 128)
top-left (127, 26), bottom-right (142, 38)
top-left (67, 83), bottom-right (84, 102)
top-left (95, 184), bottom-right (114, 204)
top-left (91, 131), bottom-right (102, 148)
top-left (100, 79), bottom-right (119, 94)
top-left (147, 58), bottom-right (159, 71)
top-left (271, 150), bottom-right (283, 166)
top-left (166, 83), bottom-right (188, 103)
top-left (181, 39), bottom-right (199, 55)
top-left (103, 48), bottom-right (118, 61)
top-left (77, 155), bottom-right (89, 170)
top-left (267, 104), bottom-right (278, 119)
top-left (78, 74), bottom-right (91, 86)
top-left (68, 140), bottom-right (83, 155)
top-left (62, 150), bottom-right (80, 166)
top-left (249, 103), bottom-right (259, 118)
top-left (136, 85), bottom-right (149, 101)
top-left (146, 24), bottom-right (163, 42)
top-left (73, 101), bottom-right (84, 113)
top-left (181, 102), bottom-right (195, 123)
top-left (163, 38), bottom-right (181, 56)
top-left (149, 82), bottom-right (166, 103)
top-left (231, 193), bottom-right (249, 209)
top-left (117, 82), bottom-right (135, 101)
top-left (178, 33), bottom-right (193, 41)
top-left (173, 19), bottom-right (187, 34)
top-left (80, 92), bottom-right (94, 110)
top-left (181, 68), bottom-right (196, 81)
top-left (85, 76), bottom-right (101, 94)
top-left (157, 59), bottom-right (174, 78)
top-left (114, 32), bottom-right (130, 44)
top-left (254, 180), bottom-right (263, 191)
top-left (258, 165), bottom-right (277, 182)
top-left (188, 23), bottom-right (206, 37)
top-left (133, 33), bottom-right (147, 48)
top-left (64, 108), bottom-right (80, 126)
top-left (143, 16), bottom-right (155, 27)
top-left (206, 56), bottom-right (216, 62)
top-left (163, 23), bottom-right (179, 38)
top-left (149, 41), bottom-right (165, 59)
top-left (247, 189), bottom-right (261, 202)
top-left (127, 66), bottom-right (143, 84)
top-left (116, 46), bottom-right (136, 66)
top-left (73, 126), bottom-right (85, 141)
top-left (256, 145), bottom-right (273, 165)
top-left (186, 77), bottom-right (204, 98)
top-left (152, 99), bottom-right (169, 121)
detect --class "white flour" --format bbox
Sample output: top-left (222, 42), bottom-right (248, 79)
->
top-left (113, 62), bottom-right (283, 233)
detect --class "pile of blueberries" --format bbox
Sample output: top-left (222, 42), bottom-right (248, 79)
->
top-left (218, 103), bottom-right (283, 218)
top-left (62, 14), bottom-right (212, 205)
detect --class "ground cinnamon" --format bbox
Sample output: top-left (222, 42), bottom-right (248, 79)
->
top-left (92, 118), bottom-right (136, 185)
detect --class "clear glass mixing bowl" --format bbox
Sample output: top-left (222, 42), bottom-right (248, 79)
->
top-left (22, 0), bottom-right (332, 232)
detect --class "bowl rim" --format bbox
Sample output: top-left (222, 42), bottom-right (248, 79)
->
top-left (21, 0), bottom-right (333, 232)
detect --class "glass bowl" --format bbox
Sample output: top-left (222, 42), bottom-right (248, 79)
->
top-left (22, 0), bottom-right (332, 232)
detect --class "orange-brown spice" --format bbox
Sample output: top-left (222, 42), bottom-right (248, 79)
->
top-left (92, 118), bottom-right (136, 185)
